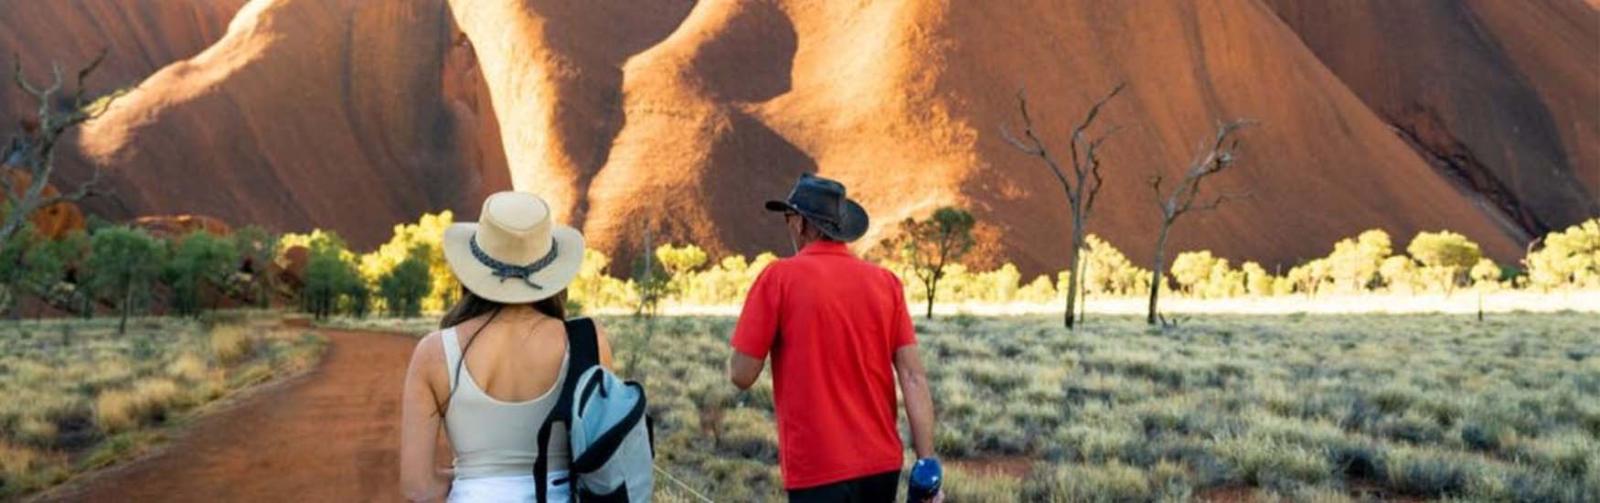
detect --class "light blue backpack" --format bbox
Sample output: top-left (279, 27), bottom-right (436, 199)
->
top-left (534, 318), bottom-right (654, 502)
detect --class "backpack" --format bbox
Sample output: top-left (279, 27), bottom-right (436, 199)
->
top-left (534, 318), bottom-right (655, 502)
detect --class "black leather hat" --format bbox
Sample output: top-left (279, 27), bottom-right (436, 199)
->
top-left (764, 173), bottom-right (869, 242)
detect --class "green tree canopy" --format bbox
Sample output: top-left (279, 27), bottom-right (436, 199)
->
top-left (88, 226), bottom-right (167, 333)
top-left (880, 206), bottom-right (977, 318)
top-left (165, 231), bottom-right (240, 317)
top-left (378, 244), bottom-right (432, 318)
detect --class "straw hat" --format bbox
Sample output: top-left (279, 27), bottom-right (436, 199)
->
top-left (442, 191), bottom-right (585, 303)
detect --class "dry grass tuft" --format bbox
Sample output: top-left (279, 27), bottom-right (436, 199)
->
top-left (210, 325), bottom-right (254, 365)
top-left (167, 353), bottom-right (210, 382)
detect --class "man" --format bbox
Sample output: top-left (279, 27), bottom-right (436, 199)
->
top-left (728, 173), bottom-right (940, 502)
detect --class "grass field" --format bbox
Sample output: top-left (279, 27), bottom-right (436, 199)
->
top-left (342, 311), bottom-right (1599, 501)
top-left (0, 312), bottom-right (326, 498)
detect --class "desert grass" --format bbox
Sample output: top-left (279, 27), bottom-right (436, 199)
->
top-left (0, 311), bottom-right (326, 498)
top-left (333, 312), bottom-right (1598, 501)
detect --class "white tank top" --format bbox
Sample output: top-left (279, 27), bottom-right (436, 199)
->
top-left (441, 327), bottom-right (570, 479)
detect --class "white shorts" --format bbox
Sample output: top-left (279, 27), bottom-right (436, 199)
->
top-left (448, 472), bottom-right (570, 503)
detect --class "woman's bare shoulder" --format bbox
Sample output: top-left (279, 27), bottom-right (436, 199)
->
top-left (410, 330), bottom-right (447, 365)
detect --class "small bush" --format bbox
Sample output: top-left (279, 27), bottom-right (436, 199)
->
top-left (1383, 448), bottom-right (1476, 498)
top-left (210, 325), bottom-right (253, 365)
top-left (944, 470), bottom-right (1025, 503)
top-left (94, 378), bottom-right (180, 434)
top-left (1460, 420), bottom-right (1507, 452)
top-left (167, 353), bottom-right (210, 382)
top-left (1021, 462), bottom-right (1151, 502)
top-left (714, 409), bottom-right (777, 463)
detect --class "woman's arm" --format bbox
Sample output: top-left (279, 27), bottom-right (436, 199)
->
top-left (400, 333), bottom-right (452, 502)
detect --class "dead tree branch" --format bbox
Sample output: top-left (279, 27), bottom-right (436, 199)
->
top-left (1001, 82), bottom-right (1126, 329)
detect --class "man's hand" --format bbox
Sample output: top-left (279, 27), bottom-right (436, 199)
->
top-left (728, 351), bottom-right (765, 390)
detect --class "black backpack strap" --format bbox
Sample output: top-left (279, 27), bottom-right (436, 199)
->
top-left (533, 413), bottom-right (558, 503)
top-left (565, 317), bottom-right (601, 374)
top-left (534, 317), bottom-right (602, 502)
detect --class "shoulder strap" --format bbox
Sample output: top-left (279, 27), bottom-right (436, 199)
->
top-left (440, 329), bottom-right (462, 393)
top-left (565, 317), bottom-right (601, 372)
top-left (535, 317), bottom-right (600, 503)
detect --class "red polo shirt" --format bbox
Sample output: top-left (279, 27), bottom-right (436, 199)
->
top-left (730, 240), bottom-right (917, 489)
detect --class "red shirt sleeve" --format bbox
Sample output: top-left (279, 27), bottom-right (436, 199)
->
top-left (731, 264), bottom-right (782, 359)
top-left (889, 271), bottom-right (916, 348)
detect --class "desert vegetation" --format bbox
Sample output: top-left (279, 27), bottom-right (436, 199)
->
top-left (331, 312), bottom-right (1599, 501)
top-left (265, 211), bottom-right (1600, 324)
top-left (0, 312), bottom-right (325, 497)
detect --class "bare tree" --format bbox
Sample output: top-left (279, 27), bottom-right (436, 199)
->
top-left (1146, 120), bottom-right (1253, 326)
top-left (2, 50), bottom-right (125, 243)
top-left (1001, 83), bottom-right (1124, 329)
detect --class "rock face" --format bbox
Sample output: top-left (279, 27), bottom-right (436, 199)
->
top-left (9, 0), bottom-right (1593, 275)
top-left (453, 0), bottom-right (1540, 273)
top-left (131, 214), bottom-right (232, 239)
top-left (2, 172), bottom-right (86, 239)
top-left (0, 0), bottom-right (246, 131)
top-left (1265, 0), bottom-right (1600, 239)
top-left (69, 0), bottom-right (507, 248)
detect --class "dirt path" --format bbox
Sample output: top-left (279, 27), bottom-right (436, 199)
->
top-left (37, 330), bottom-right (418, 502)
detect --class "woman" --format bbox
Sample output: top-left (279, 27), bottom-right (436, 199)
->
top-left (400, 191), bottom-right (614, 502)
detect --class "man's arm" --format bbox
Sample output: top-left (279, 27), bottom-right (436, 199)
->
top-left (894, 344), bottom-right (936, 458)
top-left (728, 351), bottom-right (765, 390)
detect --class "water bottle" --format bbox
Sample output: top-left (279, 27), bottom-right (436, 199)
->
top-left (907, 457), bottom-right (943, 502)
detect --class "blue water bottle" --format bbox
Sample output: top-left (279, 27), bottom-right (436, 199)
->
top-left (908, 457), bottom-right (943, 502)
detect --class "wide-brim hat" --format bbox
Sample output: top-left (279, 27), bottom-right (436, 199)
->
top-left (442, 191), bottom-right (585, 304)
top-left (764, 173), bottom-right (869, 242)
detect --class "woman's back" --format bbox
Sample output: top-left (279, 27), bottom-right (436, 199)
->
top-left (442, 313), bottom-right (571, 479)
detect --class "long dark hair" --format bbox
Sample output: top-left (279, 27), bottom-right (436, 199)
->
top-left (435, 286), bottom-right (567, 417)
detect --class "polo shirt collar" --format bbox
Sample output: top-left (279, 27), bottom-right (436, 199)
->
top-left (799, 241), bottom-right (853, 257)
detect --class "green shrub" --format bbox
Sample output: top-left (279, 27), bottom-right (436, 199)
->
top-left (1383, 448), bottom-right (1476, 498)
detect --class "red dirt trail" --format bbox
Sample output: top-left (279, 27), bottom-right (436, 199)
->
top-left (34, 330), bottom-right (418, 502)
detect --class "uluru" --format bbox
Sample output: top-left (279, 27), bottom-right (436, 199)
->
top-left (4, 0), bottom-right (1595, 273)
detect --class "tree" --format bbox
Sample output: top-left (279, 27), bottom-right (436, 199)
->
top-left (1524, 218), bottom-right (1600, 290)
top-left (1327, 230), bottom-right (1392, 293)
top-left (377, 245), bottom-right (431, 318)
top-left (1241, 261), bottom-right (1273, 297)
top-left (1145, 120), bottom-right (1252, 325)
top-left (1078, 235), bottom-right (1148, 298)
top-left (2, 51), bottom-right (126, 243)
top-left (569, 249), bottom-right (631, 314)
top-left (88, 227), bottom-right (166, 334)
top-left (631, 226), bottom-right (670, 317)
top-left (52, 230), bottom-right (93, 318)
top-left (0, 225), bottom-right (42, 319)
top-left (231, 225), bottom-right (278, 307)
top-left (655, 243), bottom-right (708, 303)
top-left (1002, 83), bottom-right (1125, 329)
top-left (1406, 231), bottom-right (1482, 293)
top-left (879, 207), bottom-right (978, 319)
top-left (301, 232), bottom-right (360, 320)
top-left (164, 231), bottom-right (240, 317)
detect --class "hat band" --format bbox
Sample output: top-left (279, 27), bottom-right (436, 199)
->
top-left (470, 233), bottom-right (560, 290)
top-left (789, 199), bottom-right (840, 225)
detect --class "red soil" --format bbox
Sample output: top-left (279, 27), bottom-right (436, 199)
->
top-left (32, 330), bottom-right (421, 503)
